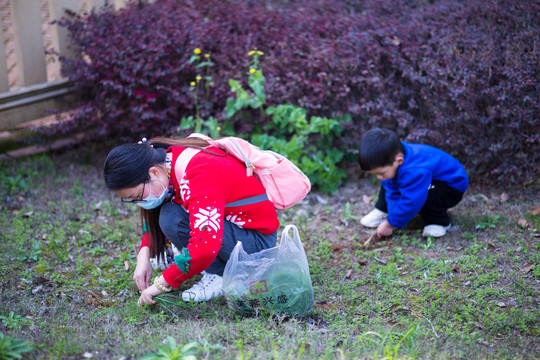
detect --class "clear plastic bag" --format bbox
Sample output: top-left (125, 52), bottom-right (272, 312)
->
top-left (222, 224), bottom-right (314, 317)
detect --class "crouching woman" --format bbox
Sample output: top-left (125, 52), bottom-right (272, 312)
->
top-left (103, 136), bottom-right (279, 305)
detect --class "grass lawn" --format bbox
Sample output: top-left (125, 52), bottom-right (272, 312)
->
top-left (0, 144), bottom-right (538, 359)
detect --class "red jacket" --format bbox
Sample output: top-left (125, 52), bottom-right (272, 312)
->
top-left (140, 146), bottom-right (279, 288)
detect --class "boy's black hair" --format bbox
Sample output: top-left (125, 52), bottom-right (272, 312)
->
top-left (358, 128), bottom-right (404, 171)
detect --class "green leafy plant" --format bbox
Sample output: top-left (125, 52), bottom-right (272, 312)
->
top-left (18, 241), bottom-right (42, 262)
top-left (0, 312), bottom-right (29, 330)
top-left (181, 48), bottom-right (217, 134)
top-left (0, 332), bottom-right (32, 360)
top-left (343, 202), bottom-right (358, 221)
top-left (139, 337), bottom-right (199, 360)
top-left (225, 50), bottom-right (265, 120)
top-left (46, 224), bottom-right (69, 262)
top-left (224, 51), bottom-right (349, 193)
top-left (354, 324), bottom-right (419, 360)
top-left (475, 215), bottom-right (500, 230)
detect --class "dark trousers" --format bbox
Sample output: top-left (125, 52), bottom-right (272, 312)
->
top-left (159, 201), bottom-right (277, 276)
top-left (375, 180), bottom-right (464, 227)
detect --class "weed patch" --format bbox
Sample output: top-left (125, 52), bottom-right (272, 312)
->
top-left (0, 148), bottom-right (538, 358)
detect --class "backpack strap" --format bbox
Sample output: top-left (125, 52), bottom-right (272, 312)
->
top-left (225, 194), bottom-right (269, 208)
top-left (175, 147), bottom-right (201, 184)
top-left (175, 146), bottom-right (269, 208)
top-left (187, 132), bottom-right (221, 149)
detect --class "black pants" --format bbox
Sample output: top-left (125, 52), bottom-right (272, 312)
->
top-left (375, 180), bottom-right (464, 227)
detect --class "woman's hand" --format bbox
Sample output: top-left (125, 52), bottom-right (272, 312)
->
top-left (376, 220), bottom-right (395, 238)
top-left (138, 285), bottom-right (162, 305)
top-left (134, 247), bottom-right (152, 291)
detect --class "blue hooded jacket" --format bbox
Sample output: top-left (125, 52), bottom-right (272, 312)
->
top-left (383, 142), bottom-right (468, 228)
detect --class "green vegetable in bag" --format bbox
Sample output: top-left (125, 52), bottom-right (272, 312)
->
top-left (223, 225), bottom-right (314, 317)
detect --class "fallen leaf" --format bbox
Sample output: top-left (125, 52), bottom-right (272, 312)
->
top-left (394, 308), bottom-right (411, 314)
top-left (124, 260), bottom-right (130, 272)
top-left (499, 192), bottom-right (509, 203)
top-left (487, 241), bottom-right (496, 248)
top-left (496, 301), bottom-right (506, 308)
top-left (522, 263), bottom-right (534, 273)
top-left (362, 194), bottom-right (374, 203)
top-left (463, 281), bottom-right (471, 286)
top-left (330, 244), bottom-right (346, 251)
top-left (529, 206), bottom-right (540, 215)
top-left (88, 290), bottom-right (101, 300)
top-left (345, 269), bottom-right (353, 279)
top-left (389, 304), bottom-right (404, 312)
top-left (411, 310), bottom-right (423, 319)
top-left (477, 340), bottom-right (490, 347)
top-left (449, 263), bottom-right (461, 272)
top-left (373, 256), bottom-right (387, 265)
top-left (12, 208), bottom-right (20, 215)
top-left (517, 219), bottom-right (528, 228)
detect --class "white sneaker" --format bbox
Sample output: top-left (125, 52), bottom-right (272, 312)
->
top-left (182, 271), bottom-right (223, 302)
top-left (360, 208), bottom-right (388, 228)
top-left (422, 224), bottom-right (451, 237)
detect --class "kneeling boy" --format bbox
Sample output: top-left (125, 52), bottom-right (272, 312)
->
top-left (359, 128), bottom-right (468, 238)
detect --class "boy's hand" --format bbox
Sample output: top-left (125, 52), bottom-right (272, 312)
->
top-left (376, 220), bottom-right (395, 238)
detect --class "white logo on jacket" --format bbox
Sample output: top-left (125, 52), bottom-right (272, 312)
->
top-left (226, 214), bottom-right (245, 228)
top-left (194, 207), bottom-right (221, 232)
top-left (180, 178), bottom-right (191, 202)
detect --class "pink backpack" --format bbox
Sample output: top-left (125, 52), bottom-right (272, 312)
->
top-left (176, 133), bottom-right (311, 210)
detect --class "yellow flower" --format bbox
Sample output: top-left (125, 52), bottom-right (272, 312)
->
top-left (190, 81), bottom-right (196, 87)
top-left (217, 126), bottom-right (222, 131)
top-left (249, 68), bottom-right (256, 74)
top-left (248, 50), bottom-right (255, 56)
top-left (256, 50), bottom-right (264, 55)
top-left (204, 53), bottom-right (210, 58)
top-left (194, 48), bottom-right (201, 54)
top-left (196, 75), bottom-right (202, 81)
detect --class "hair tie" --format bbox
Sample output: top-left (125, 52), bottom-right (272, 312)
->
top-left (138, 137), bottom-right (153, 147)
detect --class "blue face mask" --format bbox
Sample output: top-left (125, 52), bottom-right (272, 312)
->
top-left (136, 180), bottom-right (168, 210)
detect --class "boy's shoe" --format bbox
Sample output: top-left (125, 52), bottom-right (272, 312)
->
top-left (360, 208), bottom-right (388, 228)
top-left (182, 271), bottom-right (223, 302)
top-left (422, 224), bottom-right (451, 237)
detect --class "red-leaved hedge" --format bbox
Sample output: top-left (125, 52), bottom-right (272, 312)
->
top-left (57, 0), bottom-right (539, 185)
